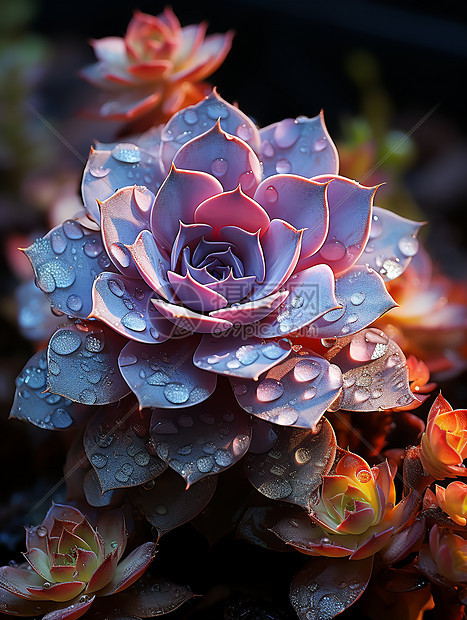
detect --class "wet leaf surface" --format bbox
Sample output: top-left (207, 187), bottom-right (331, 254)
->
top-left (47, 321), bottom-right (130, 405)
top-left (244, 418), bottom-right (336, 510)
top-left (131, 468), bottom-right (217, 537)
top-left (98, 574), bottom-right (194, 618)
top-left (324, 328), bottom-right (416, 411)
top-left (149, 385), bottom-right (251, 486)
top-left (290, 555), bottom-right (373, 619)
top-left (84, 403), bottom-right (166, 492)
top-left (231, 348), bottom-right (342, 429)
top-left (10, 350), bottom-right (88, 430)
top-left (119, 337), bottom-right (216, 409)
top-left (24, 220), bottom-right (113, 319)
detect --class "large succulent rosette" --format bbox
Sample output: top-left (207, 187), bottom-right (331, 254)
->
top-left (11, 89), bottom-right (423, 509)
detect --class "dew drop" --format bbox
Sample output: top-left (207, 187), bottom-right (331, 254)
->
top-left (121, 312), bottom-right (147, 332)
top-left (184, 108), bottom-right (198, 125)
top-left (197, 456), bottom-right (214, 473)
top-left (350, 292), bottom-right (366, 306)
top-left (259, 478), bottom-right (292, 499)
top-left (83, 238), bottom-right (103, 258)
top-left (256, 378), bottom-right (284, 402)
top-left (398, 235), bottom-right (419, 257)
top-left (322, 305), bottom-right (346, 322)
top-left (51, 408), bottom-right (73, 428)
top-left (214, 449), bottom-right (233, 467)
top-left (262, 343), bottom-right (284, 360)
top-left (63, 220), bottom-right (84, 240)
top-left (66, 294), bottom-right (83, 312)
top-left (354, 388), bottom-right (370, 403)
top-left (211, 157), bottom-right (228, 176)
top-left (372, 387), bottom-right (383, 399)
top-left (112, 143), bottom-right (141, 163)
top-left (232, 434), bottom-right (249, 456)
top-left (316, 594), bottom-right (345, 620)
top-left (295, 447), bottom-right (312, 464)
top-left (177, 414), bottom-right (193, 428)
top-left (275, 158), bottom-right (292, 174)
top-left (303, 387), bottom-right (317, 400)
top-left (356, 469), bottom-right (372, 483)
top-left (236, 122), bottom-right (254, 141)
top-left (50, 330), bottom-right (82, 355)
top-left (108, 278), bottom-right (125, 297)
top-left (233, 383), bottom-right (248, 396)
top-left (236, 345), bottom-right (259, 366)
top-left (36, 526), bottom-right (47, 537)
top-left (369, 215), bottom-right (383, 239)
top-left (163, 382), bottom-right (190, 404)
top-left (85, 334), bottom-right (104, 353)
top-left (79, 388), bottom-right (97, 405)
top-left (226, 359), bottom-right (241, 369)
top-left (134, 451), bottom-right (150, 466)
top-left (274, 119), bottom-right (300, 149)
top-left (382, 258), bottom-right (403, 280)
top-left (294, 359), bottom-right (321, 382)
top-left (89, 165), bottom-right (110, 178)
top-left (320, 239), bottom-right (346, 261)
top-left (239, 170), bottom-right (255, 191)
top-left (51, 232), bottom-right (67, 254)
top-left (262, 140), bottom-right (275, 158)
top-left (265, 186), bottom-right (278, 203)
top-left (91, 453), bottom-right (108, 469)
top-left (115, 463), bottom-right (133, 482)
top-left (314, 137), bottom-right (328, 152)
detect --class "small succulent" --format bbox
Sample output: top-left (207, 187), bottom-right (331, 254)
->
top-left (81, 8), bottom-right (233, 122)
top-left (419, 525), bottom-right (467, 587)
top-left (420, 393), bottom-right (467, 479)
top-left (434, 481), bottom-right (467, 526)
top-left (0, 503), bottom-right (158, 618)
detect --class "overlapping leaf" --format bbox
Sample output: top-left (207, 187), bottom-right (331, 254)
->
top-left (84, 404), bottom-right (166, 492)
top-left (324, 328), bottom-right (416, 411)
top-left (244, 419), bottom-right (336, 509)
top-left (23, 220), bottom-right (113, 319)
top-left (119, 337), bottom-right (216, 409)
top-left (290, 556), bottom-right (373, 620)
top-left (149, 387), bottom-right (251, 486)
top-left (131, 468), bottom-right (217, 536)
top-left (231, 349), bottom-right (342, 429)
top-left (47, 321), bottom-right (130, 404)
top-left (10, 350), bottom-right (88, 430)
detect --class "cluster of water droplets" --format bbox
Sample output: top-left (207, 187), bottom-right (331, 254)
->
top-left (363, 212), bottom-right (419, 281)
top-left (260, 114), bottom-right (336, 179)
top-left (47, 323), bottom-right (128, 406)
top-left (87, 414), bottom-right (166, 490)
top-left (150, 407), bottom-right (251, 484)
top-left (119, 345), bottom-right (212, 408)
top-left (25, 220), bottom-right (110, 319)
top-left (13, 351), bottom-right (75, 430)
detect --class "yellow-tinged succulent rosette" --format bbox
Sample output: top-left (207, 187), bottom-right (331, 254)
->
top-left (435, 481), bottom-right (467, 526)
top-left (420, 393), bottom-right (467, 479)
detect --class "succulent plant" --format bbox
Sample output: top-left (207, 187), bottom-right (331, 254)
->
top-left (10, 40), bottom-right (467, 617)
top-left (81, 8), bottom-right (233, 122)
top-left (420, 393), bottom-right (467, 479)
top-left (0, 503), bottom-right (192, 618)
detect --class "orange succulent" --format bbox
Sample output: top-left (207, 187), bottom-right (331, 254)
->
top-left (435, 481), bottom-right (467, 526)
top-left (420, 393), bottom-right (467, 480)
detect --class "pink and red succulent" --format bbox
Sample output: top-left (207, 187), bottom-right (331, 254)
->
top-left (0, 503), bottom-right (155, 619)
top-left (15, 89), bottom-right (422, 437)
top-left (81, 8), bottom-right (233, 122)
